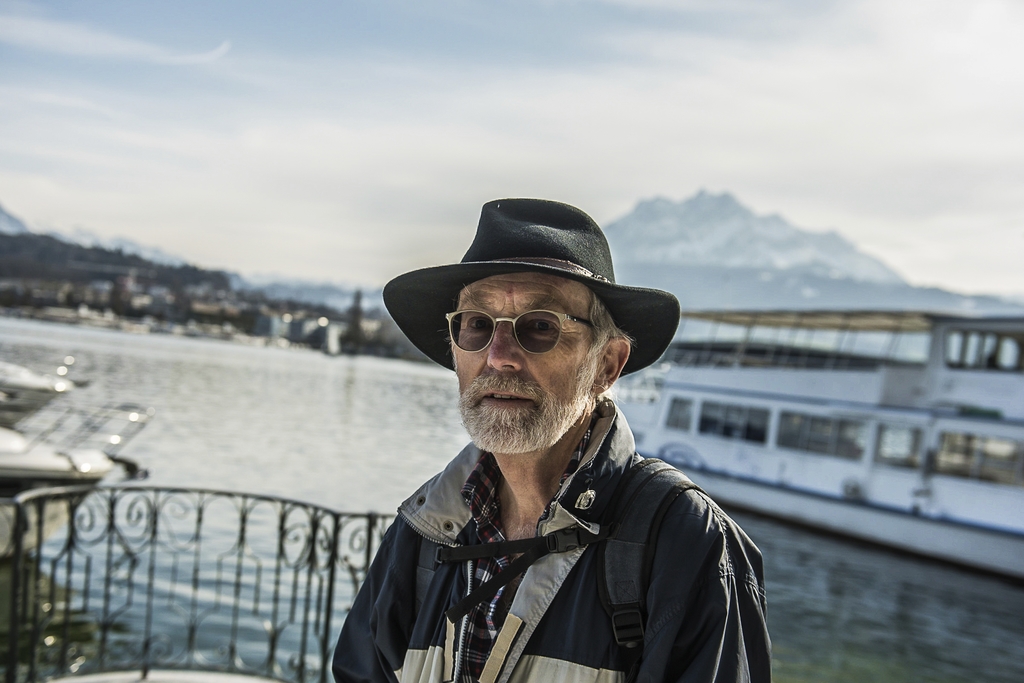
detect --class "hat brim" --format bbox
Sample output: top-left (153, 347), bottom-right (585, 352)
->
top-left (383, 261), bottom-right (680, 375)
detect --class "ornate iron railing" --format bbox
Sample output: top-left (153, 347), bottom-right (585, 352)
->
top-left (1, 486), bottom-right (393, 683)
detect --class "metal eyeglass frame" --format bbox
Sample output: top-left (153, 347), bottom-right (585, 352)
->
top-left (445, 309), bottom-right (594, 354)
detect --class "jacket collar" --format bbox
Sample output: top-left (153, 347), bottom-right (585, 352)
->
top-left (398, 398), bottom-right (637, 544)
top-left (540, 398), bottom-right (637, 534)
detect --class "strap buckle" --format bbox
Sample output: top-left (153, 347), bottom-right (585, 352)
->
top-left (545, 527), bottom-right (585, 553)
top-left (611, 608), bottom-right (644, 647)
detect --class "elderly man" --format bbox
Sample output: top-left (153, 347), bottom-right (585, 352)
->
top-left (333, 199), bottom-right (771, 683)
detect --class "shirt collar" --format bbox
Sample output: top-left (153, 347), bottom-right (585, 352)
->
top-left (461, 413), bottom-right (597, 536)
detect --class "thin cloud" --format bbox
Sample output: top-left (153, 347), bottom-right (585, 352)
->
top-left (0, 14), bottom-right (230, 64)
top-left (0, 86), bottom-right (121, 118)
top-left (159, 41), bottom-right (232, 65)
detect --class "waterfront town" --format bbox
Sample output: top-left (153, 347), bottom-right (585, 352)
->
top-left (0, 228), bottom-right (422, 359)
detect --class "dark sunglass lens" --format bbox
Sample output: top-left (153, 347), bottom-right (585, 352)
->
top-left (515, 311), bottom-right (562, 353)
top-left (451, 312), bottom-right (494, 351)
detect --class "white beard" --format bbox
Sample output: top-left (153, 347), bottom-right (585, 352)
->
top-left (459, 355), bottom-right (600, 455)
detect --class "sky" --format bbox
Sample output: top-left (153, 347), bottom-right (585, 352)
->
top-left (0, 0), bottom-right (1022, 296)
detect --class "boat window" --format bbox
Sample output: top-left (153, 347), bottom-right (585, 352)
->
top-left (945, 331), bottom-right (964, 366)
top-left (945, 330), bottom-right (1024, 372)
top-left (776, 411), bottom-right (867, 461)
top-left (846, 331), bottom-right (891, 360)
top-left (806, 417), bottom-right (834, 454)
top-left (997, 337), bottom-right (1021, 371)
top-left (936, 432), bottom-right (1024, 486)
top-left (963, 333), bottom-right (982, 368)
top-left (699, 402), bottom-right (724, 435)
top-left (777, 412), bottom-right (804, 450)
top-left (875, 425), bottom-right (921, 468)
top-left (981, 334), bottom-right (999, 369)
top-left (890, 332), bottom-right (931, 364)
top-left (979, 437), bottom-right (1022, 485)
top-left (745, 408), bottom-right (770, 443)
top-left (665, 398), bottom-right (693, 431)
top-left (724, 404), bottom-right (747, 439)
top-left (698, 401), bottom-right (769, 444)
top-left (748, 325), bottom-right (779, 346)
top-left (936, 433), bottom-right (975, 478)
top-left (836, 420), bottom-right (868, 460)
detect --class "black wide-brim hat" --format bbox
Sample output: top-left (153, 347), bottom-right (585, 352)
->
top-left (383, 198), bottom-right (680, 375)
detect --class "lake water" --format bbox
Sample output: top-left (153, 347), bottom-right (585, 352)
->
top-left (2, 317), bottom-right (1023, 683)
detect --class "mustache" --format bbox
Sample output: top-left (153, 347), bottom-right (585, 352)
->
top-left (462, 373), bottom-right (545, 405)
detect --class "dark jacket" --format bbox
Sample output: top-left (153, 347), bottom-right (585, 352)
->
top-left (333, 399), bottom-right (771, 683)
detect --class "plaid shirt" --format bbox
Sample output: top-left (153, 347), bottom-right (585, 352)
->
top-left (458, 420), bottom-right (594, 682)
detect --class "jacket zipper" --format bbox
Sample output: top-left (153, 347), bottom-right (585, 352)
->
top-left (452, 560), bottom-right (473, 682)
top-left (397, 510), bottom-right (471, 682)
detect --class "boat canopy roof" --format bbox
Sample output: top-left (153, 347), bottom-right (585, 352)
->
top-left (679, 310), bottom-right (1024, 333)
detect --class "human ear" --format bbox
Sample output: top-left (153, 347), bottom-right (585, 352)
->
top-left (595, 338), bottom-right (630, 391)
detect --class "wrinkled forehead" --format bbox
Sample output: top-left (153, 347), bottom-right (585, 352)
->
top-left (456, 272), bottom-right (593, 313)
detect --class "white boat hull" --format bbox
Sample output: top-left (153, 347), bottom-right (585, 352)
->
top-left (620, 367), bottom-right (1024, 581)
top-left (656, 461), bottom-right (1024, 579)
top-left (0, 427), bottom-right (114, 492)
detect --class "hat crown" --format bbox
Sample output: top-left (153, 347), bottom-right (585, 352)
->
top-left (461, 199), bottom-right (617, 284)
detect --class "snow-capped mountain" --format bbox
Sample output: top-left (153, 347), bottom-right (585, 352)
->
top-left (230, 273), bottom-right (382, 311)
top-left (604, 191), bottom-right (1022, 314)
top-left (0, 203), bottom-right (31, 235)
top-left (604, 191), bottom-right (904, 285)
top-left (0, 202), bottom-right (187, 266)
top-left (57, 227), bottom-right (187, 267)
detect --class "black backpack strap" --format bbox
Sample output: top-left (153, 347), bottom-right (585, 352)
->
top-left (440, 525), bottom-right (613, 624)
top-left (415, 535), bottom-right (440, 615)
top-left (598, 458), bottom-right (702, 660)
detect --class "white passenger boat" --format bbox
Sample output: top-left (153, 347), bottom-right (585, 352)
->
top-left (617, 311), bottom-right (1024, 579)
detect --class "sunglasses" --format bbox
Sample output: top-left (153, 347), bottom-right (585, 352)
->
top-left (446, 309), bottom-right (594, 354)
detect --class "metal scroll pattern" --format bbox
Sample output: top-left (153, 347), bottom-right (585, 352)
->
top-left (1, 486), bottom-right (393, 683)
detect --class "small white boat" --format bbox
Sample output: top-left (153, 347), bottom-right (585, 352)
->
top-left (0, 402), bottom-right (152, 495)
top-left (0, 360), bottom-right (150, 495)
top-left (618, 310), bottom-right (1024, 579)
top-left (0, 359), bottom-right (75, 428)
top-left (0, 426), bottom-right (114, 487)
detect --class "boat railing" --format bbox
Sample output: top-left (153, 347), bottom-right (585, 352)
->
top-left (22, 404), bottom-right (156, 457)
top-left (0, 485), bottom-right (393, 683)
top-left (664, 341), bottom-right (922, 371)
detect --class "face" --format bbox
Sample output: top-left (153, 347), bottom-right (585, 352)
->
top-left (452, 272), bottom-right (621, 455)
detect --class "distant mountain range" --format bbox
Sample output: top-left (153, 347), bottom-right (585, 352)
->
top-left (604, 192), bottom-right (1023, 314)
top-left (0, 202), bottom-right (187, 267)
top-left (60, 227), bottom-right (188, 268)
top-left (229, 273), bottom-right (377, 311)
top-left (0, 201), bottom-right (366, 310)
top-left (3, 195), bottom-right (1021, 316)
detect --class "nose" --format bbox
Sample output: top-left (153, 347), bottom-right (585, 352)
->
top-left (486, 320), bottom-right (524, 371)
